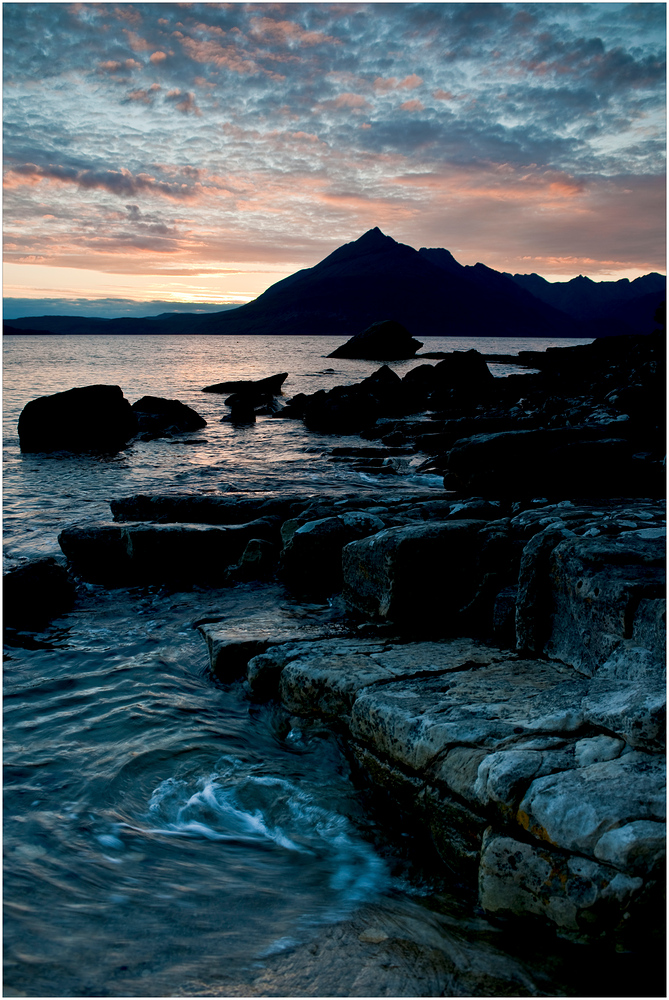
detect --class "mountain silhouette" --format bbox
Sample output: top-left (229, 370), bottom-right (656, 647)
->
top-left (6, 228), bottom-right (664, 338)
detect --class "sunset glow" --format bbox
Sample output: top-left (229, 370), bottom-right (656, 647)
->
top-left (3, 2), bottom-right (666, 316)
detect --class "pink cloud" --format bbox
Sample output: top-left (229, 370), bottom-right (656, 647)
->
top-left (433, 89), bottom-right (457, 101)
top-left (323, 92), bottom-right (370, 110)
top-left (399, 99), bottom-right (424, 112)
top-left (123, 29), bottom-right (152, 52)
top-left (374, 74), bottom-right (423, 92)
top-left (398, 74), bottom-right (423, 90)
top-left (248, 16), bottom-right (339, 47)
top-left (175, 33), bottom-right (262, 75)
top-left (149, 51), bottom-right (167, 63)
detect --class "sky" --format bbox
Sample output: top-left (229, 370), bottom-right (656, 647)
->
top-left (3, 1), bottom-right (666, 318)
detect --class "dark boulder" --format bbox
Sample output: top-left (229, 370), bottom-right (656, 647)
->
top-left (328, 320), bottom-right (422, 360)
top-left (202, 372), bottom-right (288, 394)
top-left (4, 558), bottom-right (76, 631)
top-left (131, 396), bottom-right (207, 437)
top-left (429, 351), bottom-right (495, 407)
top-left (18, 384), bottom-right (137, 454)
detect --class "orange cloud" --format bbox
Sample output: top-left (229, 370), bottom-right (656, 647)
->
top-left (149, 51), bottom-right (167, 63)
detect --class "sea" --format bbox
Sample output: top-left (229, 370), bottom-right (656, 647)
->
top-left (4, 333), bottom-right (609, 998)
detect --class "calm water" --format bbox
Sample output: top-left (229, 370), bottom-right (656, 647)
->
top-left (4, 334), bottom-right (594, 997)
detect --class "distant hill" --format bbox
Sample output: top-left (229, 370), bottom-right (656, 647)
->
top-left (506, 271), bottom-right (665, 337)
top-left (6, 228), bottom-right (665, 338)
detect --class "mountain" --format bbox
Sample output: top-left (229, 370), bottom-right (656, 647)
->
top-left (506, 271), bottom-right (665, 337)
top-left (6, 228), bottom-right (665, 338)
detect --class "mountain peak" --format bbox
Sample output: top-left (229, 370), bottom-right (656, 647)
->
top-left (354, 227), bottom-right (397, 248)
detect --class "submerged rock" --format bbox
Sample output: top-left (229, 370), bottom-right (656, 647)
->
top-left (17, 384), bottom-right (137, 454)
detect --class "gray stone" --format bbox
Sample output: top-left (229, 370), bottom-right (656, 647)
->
top-left (245, 638), bottom-right (388, 697)
top-left (515, 525), bottom-right (576, 655)
top-left (574, 734), bottom-right (625, 767)
top-left (342, 519), bottom-right (484, 623)
top-left (479, 830), bottom-right (643, 935)
top-left (594, 820), bottom-right (666, 875)
top-left (517, 751), bottom-right (665, 858)
top-left (280, 653), bottom-right (395, 719)
top-left (351, 658), bottom-right (589, 773)
top-left (581, 643), bottom-right (666, 750)
top-left (545, 530), bottom-right (665, 676)
top-left (368, 638), bottom-right (505, 675)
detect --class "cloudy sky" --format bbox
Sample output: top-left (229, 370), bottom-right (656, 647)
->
top-left (3, 2), bottom-right (666, 316)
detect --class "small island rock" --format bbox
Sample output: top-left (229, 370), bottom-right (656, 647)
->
top-left (329, 320), bottom-right (423, 360)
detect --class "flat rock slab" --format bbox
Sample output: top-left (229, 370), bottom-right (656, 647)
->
top-left (350, 658), bottom-right (589, 773)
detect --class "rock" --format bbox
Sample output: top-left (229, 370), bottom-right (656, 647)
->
top-left (328, 320), bottom-right (422, 360)
top-left (594, 820), bottom-right (666, 875)
top-left (131, 395), bottom-right (207, 437)
top-left (445, 426), bottom-right (638, 496)
top-left (514, 524), bottom-right (577, 655)
top-left (429, 350), bottom-right (495, 406)
top-left (301, 366), bottom-right (409, 435)
top-left (281, 511), bottom-right (385, 595)
top-left (3, 558), bottom-right (76, 631)
top-left (196, 630), bottom-right (666, 944)
top-left (479, 830), bottom-right (644, 936)
top-left (17, 384), bottom-right (137, 453)
top-left (58, 518), bottom-right (280, 585)
top-left (517, 751), bottom-right (665, 857)
top-left (581, 642), bottom-right (666, 750)
top-left (342, 519), bottom-right (484, 626)
top-left (350, 658), bottom-right (589, 774)
top-left (110, 493), bottom-right (308, 525)
top-left (230, 537), bottom-right (279, 580)
top-left (202, 372), bottom-right (288, 394)
top-left (545, 530), bottom-right (665, 676)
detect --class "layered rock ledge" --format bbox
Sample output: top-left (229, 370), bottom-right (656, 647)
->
top-left (189, 496), bottom-right (665, 947)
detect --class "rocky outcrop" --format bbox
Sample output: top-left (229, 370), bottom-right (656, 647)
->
top-left (131, 395), bottom-right (206, 437)
top-left (17, 384), bottom-right (137, 454)
top-left (191, 495), bottom-right (665, 946)
top-left (197, 629), bottom-right (664, 945)
top-left (328, 319), bottom-right (423, 360)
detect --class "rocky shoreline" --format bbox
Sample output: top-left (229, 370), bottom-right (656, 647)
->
top-left (6, 331), bottom-right (666, 975)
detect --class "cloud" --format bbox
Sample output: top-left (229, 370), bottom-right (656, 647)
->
top-left (3, 162), bottom-right (209, 200)
top-left (248, 16), bottom-right (340, 48)
top-left (2, 1), bottom-right (665, 289)
top-left (122, 29), bottom-right (152, 52)
top-left (399, 99), bottom-right (424, 112)
top-left (165, 89), bottom-right (202, 115)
